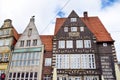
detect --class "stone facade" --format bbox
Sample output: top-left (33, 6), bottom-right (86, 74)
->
top-left (0, 19), bottom-right (19, 78)
top-left (7, 16), bottom-right (44, 80)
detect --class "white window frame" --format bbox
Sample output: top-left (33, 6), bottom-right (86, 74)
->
top-left (4, 53), bottom-right (9, 62)
top-left (64, 27), bottom-right (68, 32)
top-left (70, 18), bottom-right (77, 22)
top-left (58, 40), bottom-right (65, 48)
top-left (76, 40), bottom-right (83, 48)
top-left (84, 40), bottom-right (91, 48)
top-left (20, 40), bottom-right (24, 47)
top-left (71, 27), bottom-right (77, 32)
top-left (66, 40), bottom-right (73, 48)
top-left (45, 58), bottom-right (52, 66)
top-left (26, 40), bottom-right (31, 46)
top-left (28, 28), bottom-right (32, 36)
top-left (33, 39), bottom-right (37, 46)
top-left (103, 43), bottom-right (107, 47)
top-left (4, 29), bottom-right (9, 35)
top-left (5, 39), bottom-right (10, 45)
top-left (0, 39), bottom-right (4, 46)
top-left (0, 30), bottom-right (3, 35)
top-left (80, 27), bottom-right (84, 32)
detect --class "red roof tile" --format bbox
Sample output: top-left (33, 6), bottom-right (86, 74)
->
top-left (54, 17), bottom-right (113, 42)
top-left (40, 35), bottom-right (53, 51)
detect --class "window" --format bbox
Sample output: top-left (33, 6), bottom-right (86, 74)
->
top-left (0, 30), bottom-right (3, 35)
top-left (28, 28), bottom-right (32, 36)
top-left (5, 39), bottom-right (10, 45)
top-left (0, 40), bottom-right (4, 46)
top-left (0, 54), bottom-right (2, 61)
top-left (26, 40), bottom-right (31, 46)
top-left (103, 43), bottom-right (107, 47)
top-left (64, 27), bottom-right (68, 32)
top-left (84, 40), bottom-right (91, 48)
top-left (4, 29), bottom-right (9, 35)
top-left (84, 76), bottom-right (99, 80)
top-left (66, 40), bottom-right (73, 48)
top-left (11, 52), bottom-right (40, 67)
top-left (20, 40), bottom-right (24, 47)
top-left (44, 75), bottom-right (51, 80)
top-left (80, 27), bottom-right (84, 32)
top-left (4, 53), bottom-right (9, 62)
top-left (56, 54), bottom-right (96, 69)
top-left (76, 40), bottom-right (83, 48)
top-left (58, 40), bottom-right (65, 48)
top-left (71, 27), bottom-right (77, 32)
top-left (33, 39), bottom-right (37, 46)
top-left (45, 58), bottom-right (52, 66)
top-left (71, 18), bottom-right (77, 22)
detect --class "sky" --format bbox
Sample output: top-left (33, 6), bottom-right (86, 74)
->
top-left (0, 0), bottom-right (120, 61)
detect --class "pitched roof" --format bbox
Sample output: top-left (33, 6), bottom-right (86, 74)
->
top-left (40, 35), bottom-right (53, 51)
top-left (54, 17), bottom-right (113, 42)
top-left (15, 16), bottom-right (42, 48)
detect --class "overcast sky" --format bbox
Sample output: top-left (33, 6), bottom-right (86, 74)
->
top-left (0, 0), bottom-right (120, 61)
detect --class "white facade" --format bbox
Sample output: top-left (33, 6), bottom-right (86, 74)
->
top-left (8, 16), bottom-right (44, 80)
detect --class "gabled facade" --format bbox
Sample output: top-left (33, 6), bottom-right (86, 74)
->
top-left (52, 11), bottom-right (117, 80)
top-left (0, 19), bottom-right (19, 77)
top-left (7, 16), bottom-right (44, 80)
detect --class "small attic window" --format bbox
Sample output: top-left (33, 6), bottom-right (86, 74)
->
top-left (80, 27), bottom-right (84, 32)
top-left (64, 27), bottom-right (68, 32)
top-left (70, 18), bottom-right (77, 22)
top-left (103, 43), bottom-right (107, 47)
top-left (28, 28), bottom-right (32, 36)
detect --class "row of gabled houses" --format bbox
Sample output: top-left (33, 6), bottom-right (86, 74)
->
top-left (0, 10), bottom-right (119, 80)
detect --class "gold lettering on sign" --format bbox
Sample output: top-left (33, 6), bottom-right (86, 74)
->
top-left (69, 32), bottom-right (80, 37)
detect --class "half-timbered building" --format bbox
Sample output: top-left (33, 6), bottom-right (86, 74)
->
top-left (52, 11), bottom-right (117, 80)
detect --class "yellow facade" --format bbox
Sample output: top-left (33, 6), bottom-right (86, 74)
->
top-left (0, 63), bottom-right (8, 70)
top-left (115, 63), bottom-right (120, 80)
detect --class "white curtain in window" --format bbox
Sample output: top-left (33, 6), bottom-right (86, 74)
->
top-left (71, 27), bottom-right (77, 32)
top-left (45, 58), bottom-right (52, 66)
top-left (64, 27), bottom-right (68, 32)
top-left (76, 40), bottom-right (83, 48)
top-left (84, 40), bottom-right (91, 48)
top-left (66, 40), bottom-right (73, 48)
top-left (58, 40), bottom-right (65, 48)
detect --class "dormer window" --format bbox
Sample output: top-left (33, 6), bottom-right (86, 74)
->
top-left (28, 28), bottom-right (32, 36)
top-left (71, 27), bottom-right (77, 32)
top-left (103, 43), bottom-right (107, 47)
top-left (64, 27), bottom-right (68, 32)
top-left (70, 18), bottom-right (77, 22)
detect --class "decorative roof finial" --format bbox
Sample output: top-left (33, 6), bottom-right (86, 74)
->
top-left (30, 16), bottom-right (35, 22)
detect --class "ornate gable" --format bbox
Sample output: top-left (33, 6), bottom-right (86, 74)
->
top-left (15, 16), bottom-right (42, 49)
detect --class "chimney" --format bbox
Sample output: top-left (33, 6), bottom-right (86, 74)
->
top-left (83, 11), bottom-right (88, 18)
